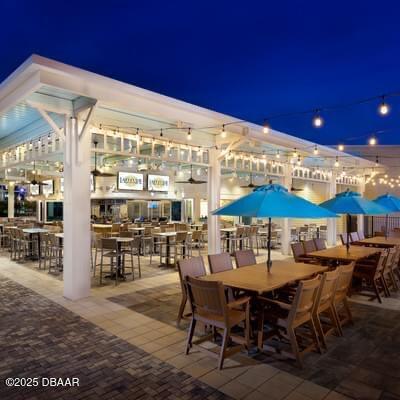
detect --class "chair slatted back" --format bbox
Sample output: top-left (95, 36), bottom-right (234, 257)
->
top-left (185, 276), bottom-right (226, 319)
top-left (288, 276), bottom-right (321, 326)
top-left (291, 242), bottom-right (306, 262)
top-left (335, 262), bottom-right (355, 301)
top-left (314, 238), bottom-right (326, 250)
top-left (176, 231), bottom-right (187, 243)
top-left (314, 268), bottom-right (340, 312)
top-left (303, 240), bottom-right (317, 254)
top-left (191, 230), bottom-right (202, 241)
top-left (350, 232), bottom-right (359, 242)
top-left (208, 253), bottom-right (233, 273)
top-left (357, 231), bottom-right (365, 240)
top-left (101, 238), bottom-right (118, 251)
top-left (178, 256), bottom-right (206, 283)
top-left (234, 250), bottom-right (256, 268)
top-left (120, 231), bottom-right (134, 238)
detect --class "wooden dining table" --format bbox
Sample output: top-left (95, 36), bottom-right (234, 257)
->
top-left (353, 236), bottom-right (400, 248)
top-left (308, 245), bottom-right (381, 263)
top-left (202, 261), bottom-right (327, 294)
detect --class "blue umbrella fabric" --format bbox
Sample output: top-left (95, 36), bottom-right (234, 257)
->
top-left (213, 183), bottom-right (338, 219)
top-left (319, 190), bottom-right (389, 250)
top-left (373, 193), bottom-right (400, 238)
top-left (213, 183), bottom-right (337, 270)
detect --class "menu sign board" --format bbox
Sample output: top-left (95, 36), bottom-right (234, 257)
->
top-left (148, 174), bottom-right (169, 192)
top-left (30, 184), bottom-right (39, 196)
top-left (42, 179), bottom-right (54, 196)
top-left (117, 172), bottom-right (144, 191)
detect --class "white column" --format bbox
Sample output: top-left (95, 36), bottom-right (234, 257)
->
top-left (357, 181), bottom-right (366, 234)
top-left (207, 148), bottom-right (221, 255)
top-left (63, 116), bottom-right (91, 300)
top-left (8, 182), bottom-right (14, 219)
top-left (281, 164), bottom-right (292, 255)
top-left (326, 172), bottom-right (337, 246)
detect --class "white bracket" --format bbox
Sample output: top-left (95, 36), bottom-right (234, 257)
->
top-left (218, 137), bottom-right (247, 161)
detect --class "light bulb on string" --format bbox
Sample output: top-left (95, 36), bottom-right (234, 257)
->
top-left (312, 110), bottom-right (324, 128)
top-left (378, 96), bottom-right (390, 116)
top-left (375, 156), bottom-right (379, 167)
top-left (334, 156), bottom-right (339, 168)
top-left (187, 127), bottom-right (192, 141)
top-left (313, 145), bottom-right (319, 155)
top-left (276, 150), bottom-right (280, 159)
top-left (338, 144), bottom-right (344, 152)
top-left (160, 128), bottom-right (163, 137)
top-left (297, 156), bottom-right (301, 166)
top-left (263, 120), bottom-right (270, 134)
top-left (368, 136), bottom-right (377, 146)
top-left (221, 125), bottom-right (227, 138)
top-left (293, 148), bottom-right (298, 158)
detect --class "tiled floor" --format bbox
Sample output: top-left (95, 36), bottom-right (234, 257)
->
top-left (1, 246), bottom-right (398, 400)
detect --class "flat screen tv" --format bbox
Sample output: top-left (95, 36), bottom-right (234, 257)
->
top-left (46, 201), bottom-right (63, 222)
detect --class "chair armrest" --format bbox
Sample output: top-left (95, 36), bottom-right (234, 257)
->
top-left (227, 296), bottom-right (251, 309)
top-left (258, 296), bottom-right (292, 310)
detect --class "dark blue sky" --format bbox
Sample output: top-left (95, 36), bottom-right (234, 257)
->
top-left (2, 0), bottom-right (400, 145)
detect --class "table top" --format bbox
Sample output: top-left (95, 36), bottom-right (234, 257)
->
top-left (23, 228), bottom-right (49, 234)
top-left (356, 236), bottom-right (400, 247)
top-left (116, 237), bottom-right (133, 243)
top-left (201, 261), bottom-right (327, 294)
top-left (153, 231), bottom-right (192, 237)
top-left (220, 227), bottom-right (237, 233)
top-left (55, 233), bottom-right (64, 239)
top-left (129, 227), bottom-right (145, 231)
top-left (308, 245), bottom-right (380, 261)
top-left (92, 224), bottom-right (112, 229)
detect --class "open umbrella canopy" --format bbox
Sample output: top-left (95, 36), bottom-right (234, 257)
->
top-left (319, 190), bottom-right (389, 215)
top-left (212, 183), bottom-right (337, 218)
top-left (373, 193), bottom-right (400, 212)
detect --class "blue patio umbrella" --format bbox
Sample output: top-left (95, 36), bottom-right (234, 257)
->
top-left (319, 190), bottom-right (389, 251)
top-left (212, 183), bottom-right (337, 271)
top-left (373, 193), bottom-right (400, 238)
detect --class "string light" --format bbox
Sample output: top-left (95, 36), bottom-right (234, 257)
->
top-left (338, 144), bottom-right (344, 152)
top-left (368, 136), bottom-right (377, 146)
top-left (375, 156), bottom-right (379, 167)
top-left (297, 156), bottom-right (301, 165)
top-left (313, 145), bottom-right (319, 155)
top-left (312, 110), bottom-right (324, 128)
top-left (378, 96), bottom-right (390, 116)
top-left (334, 156), bottom-right (339, 167)
top-left (263, 121), bottom-right (270, 134)
top-left (221, 125), bottom-right (227, 138)
top-left (276, 150), bottom-right (280, 159)
top-left (293, 148), bottom-right (298, 158)
top-left (160, 128), bottom-right (163, 137)
top-left (187, 127), bottom-right (192, 141)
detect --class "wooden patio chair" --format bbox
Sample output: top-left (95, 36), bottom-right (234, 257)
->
top-left (357, 231), bottom-right (365, 240)
top-left (176, 256), bottom-right (207, 326)
top-left (350, 232), bottom-right (359, 242)
top-left (303, 239), bottom-right (317, 254)
top-left (208, 252), bottom-right (233, 273)
top-left (333, 262), bottom-right (355, 333)
top-left (257, 276), bottom-right (322, 367)
top-left (184, 276), bottom-right (250, 369)
top-left (312, 268), bottom-right (341, 349)
top-left (314, 238), bottom-right (327, 251)
top-left (291, 242), bottom-right (319, 264)
top-left (352, 250), bottom-right (387, 303)
top-left (382, 247), bottom-right (398, 292)
top-left (234, 249), bottom-right (256, 268)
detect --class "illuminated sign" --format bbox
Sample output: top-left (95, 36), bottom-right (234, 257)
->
top-left (117, 172), bottom-right (144, 191)
top-left (42, 180), bottom-right (54, 196)
top-left (30, 184), bottom-right (39, 196)
top-left (148, 174), bottom-right (169, 192)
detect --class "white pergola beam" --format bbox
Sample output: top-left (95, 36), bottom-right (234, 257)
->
top-left (28, 103), bottom-right (64, 142)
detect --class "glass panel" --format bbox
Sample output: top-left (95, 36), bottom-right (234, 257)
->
top-left (123, 137), bottom-right (137, 154)
top-left (154, 143), bottom-right (166, 158)
top-left (106, 135), bottom-right (121, 152)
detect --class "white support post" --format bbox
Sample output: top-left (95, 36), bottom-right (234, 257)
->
top-left (281, 164), bottom-right (292, 256)
top-left (8, 182), bottom-right (15, 219)
top-left (357, 180), bottom-right (366, 234)
top-left (63, 115), bottom-right (92, 300)
top-left (326, 172), bottom-right (337, 246)
top-left (207, 148), bottom-right (221, 255)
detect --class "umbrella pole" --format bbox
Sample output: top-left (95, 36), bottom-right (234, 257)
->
top-left (346, 213), bottom-right (350, 253)
top-left (267, 217), bottom-right (272, 272)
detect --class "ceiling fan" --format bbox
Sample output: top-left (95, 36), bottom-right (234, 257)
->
top-left (240, 173), bottom-right (261, 189)
top-left (175, 165), bottom-right (207, 184)
top-left (29, 161), bottom-right (48, 186)
top-left (91, 140), bottom-right (116, 177)
top-left (290, 179), bottom-right (304, 192)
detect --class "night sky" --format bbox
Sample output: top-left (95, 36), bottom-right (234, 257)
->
top-left (1, 0), bottom-right (400, 145)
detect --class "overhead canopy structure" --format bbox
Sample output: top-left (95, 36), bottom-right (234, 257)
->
top-left (0, 55), bottom-right (376, 299)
